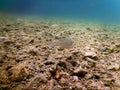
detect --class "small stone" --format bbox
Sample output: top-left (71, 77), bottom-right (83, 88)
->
top-left (86, 27), bottom-right (91, 31)
top-left (60, 78), bottom-right (66, 85)
top-left (85, 57), bottom-right (98, 66)
top-left (43, 25), bottom-right (49, 28)
top-left (55, 73), bottom-right (61, 79)
top-left (85, 74), bottom-right (93, 79)
top-left (57, 61), bottom-right (67, 68)
top-left (73, 76), bottom-right (79, 81)
top-left (44, 60), bottom-right (54, 65)
top-left (2, 27), bottom-right (10, 32)
top-left (74, 82), bottom-right (83, 89)
top-left (107, 63), bottom-right (120, 71)
top-left (56, 54), bottom-right (63, 59)
top-left (0, 84), bottom-right (10, 90)
top-left (3, 40), bottom-right (14, 45)
top-left (73, 67), bottom-right (87, 77)
top-left (100, 59), bottom-right (105, 63)
top-left (84, 51), bottom-right (98, 60)
top-left (114, 80), bottom-right (120, 87)
top-left (100, 47), bottom-right (107, 52)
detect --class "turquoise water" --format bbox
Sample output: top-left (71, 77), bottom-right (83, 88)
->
top-left (0, 0), bottom-right (120, 24)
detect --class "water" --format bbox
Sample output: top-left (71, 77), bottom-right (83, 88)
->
top-left (0, 0), bottom-right (120, 24)
top-left (0, 1), bottom-right (120, 90)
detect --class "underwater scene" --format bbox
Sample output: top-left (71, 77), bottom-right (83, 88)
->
top-left (0, 0), bottom-right (120, 90)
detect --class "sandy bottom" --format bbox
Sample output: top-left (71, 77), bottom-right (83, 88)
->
top-left (0, 17), bottom-right (120, 90)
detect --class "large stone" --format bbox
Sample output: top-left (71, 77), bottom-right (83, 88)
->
top-left (8, 63), bottom-right (29, 81)
top-left (0, 70), bottom-right (9, 84)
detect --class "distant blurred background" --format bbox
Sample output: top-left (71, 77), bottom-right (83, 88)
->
top-left (0, 0), bottom-right (120, 24)
top-left (0, 0), bottom-right (33, 13)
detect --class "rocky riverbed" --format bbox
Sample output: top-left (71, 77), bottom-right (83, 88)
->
top-left (0, 17), bottom-right (120, 90)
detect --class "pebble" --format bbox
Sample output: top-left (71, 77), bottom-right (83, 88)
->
top-left (0, 37), bottom-right (7, 41)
